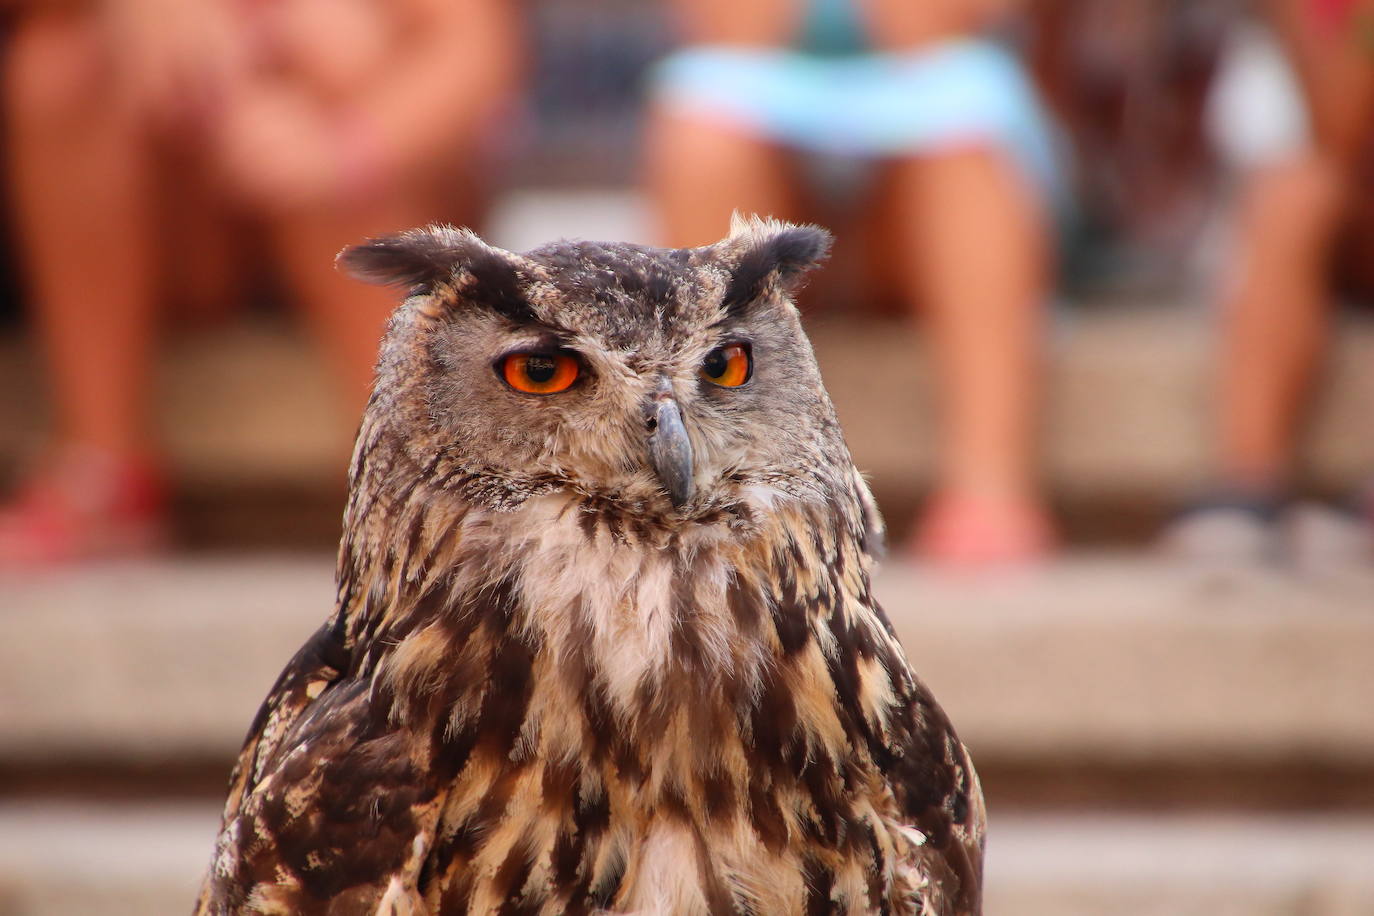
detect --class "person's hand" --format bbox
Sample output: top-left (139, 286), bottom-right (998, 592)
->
top-left (215, 87), bottom-right (393, 212)
top-left (266, 0), bottom-right (393, 96)
top-left (215, 87), bottom-right (339, 210)
top-left (101, 0), bottom-right (248, 126)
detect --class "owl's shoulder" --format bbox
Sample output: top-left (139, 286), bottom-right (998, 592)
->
top-left (198, 617), bottom-right (452, 912)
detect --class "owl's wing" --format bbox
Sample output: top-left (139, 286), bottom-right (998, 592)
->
top-left (877, 627), bottom-right (987, 915)
top-left (221, 620), bottom-right (350, 817)
top-left (194, 619), bottom-right (448, 914)
top-left (833, 592), bottom-right (985, 915)
top-left (194, 619), bottom-right (348, 912)
top-left (893, 716), bottom-right (986, 916)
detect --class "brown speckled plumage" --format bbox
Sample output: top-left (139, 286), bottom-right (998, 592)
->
top-left (195, 217), bottom-right (985, 915)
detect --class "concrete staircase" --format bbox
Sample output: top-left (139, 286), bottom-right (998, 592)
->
top-left (2, 190), bottom-right (1372, 913)
top-left (3, 305), bottom-right (1373, 549)
top-left (6, 556), bottom-right (1374, 772)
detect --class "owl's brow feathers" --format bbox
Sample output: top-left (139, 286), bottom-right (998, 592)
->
top-left (336, 220), bottom-right (833, 325)
top-left (338, 226), bottom-right (538, 323)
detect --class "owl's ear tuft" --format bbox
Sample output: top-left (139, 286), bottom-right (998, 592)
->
top-left (721, 215), bottom-right (833, 316)
top-left (338, 225), bottom-right (537, 322)
top-left (337, 225), bottom-right (477, 289)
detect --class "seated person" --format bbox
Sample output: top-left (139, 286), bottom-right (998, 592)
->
top-left (0, 0), bottom-right (522, 565)
top-left (1165, 0), bottom-right (1374, 564)
top-left (646, 0), bottom-right (1062, 567)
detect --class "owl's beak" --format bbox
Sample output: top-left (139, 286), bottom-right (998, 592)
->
top-left (646, 389), bottom-right (695, 508)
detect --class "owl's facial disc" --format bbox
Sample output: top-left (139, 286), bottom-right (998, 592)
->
top-left (644, 378), bottom-right (694, 508)
top-left (339, 219), bottom-right (840, 517)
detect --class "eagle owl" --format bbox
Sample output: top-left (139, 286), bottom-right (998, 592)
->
top-left (195, 216), bottom-right (985, 915)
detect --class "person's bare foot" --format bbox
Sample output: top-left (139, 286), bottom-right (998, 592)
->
top-left (0, 446), bottom-right (168, 569)
top-left (910, 489), bottom-right (1056, 568)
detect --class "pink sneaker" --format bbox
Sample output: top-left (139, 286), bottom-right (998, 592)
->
top-left (0, 448), bottom-right (168, 569)
top-left (910, 491), bottom-right (1056, 569)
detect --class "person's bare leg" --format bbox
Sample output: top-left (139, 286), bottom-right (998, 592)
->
top-left (0, 10), bottom-right (167, 563)
top-left (1215, 156), bottom-right (1342, 491)
top-left (857, 0), bottom-right (990, 48)
top-left (645, 108), bottom-right (797, 248)
top-left (268, 198), bottom-right (437, 423)
top-left (5, 11), bottom-right (159, 459)
top-left (1212, 0), bottom-right (1374, 492)
top-left (856, 0), bottom-right (1055, 564)
top-left (891, 149), bottom-right (1054, 564)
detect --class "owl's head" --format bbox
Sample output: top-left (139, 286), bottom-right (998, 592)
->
top-left (340, 216), bottom-right (857, 525)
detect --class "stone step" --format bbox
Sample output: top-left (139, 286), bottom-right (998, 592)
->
top-left (2, 555), bottom-right (1370, 774)
top-left (0, 801), bottom-right (1370, 915)
top-left (3, 191), bottom-right (1372, 536)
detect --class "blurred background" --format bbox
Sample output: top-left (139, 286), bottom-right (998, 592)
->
top-left (2, 0), bottom-right (1373, 912)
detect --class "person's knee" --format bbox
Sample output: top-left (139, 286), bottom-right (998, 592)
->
top-left (4, 11), bottom-right (109, 126)
top-left (1257, 155), bottom-right (1344, 222)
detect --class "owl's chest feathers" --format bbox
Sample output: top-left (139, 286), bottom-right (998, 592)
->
top-left (355, 494), bottom-right (928, 911)
top-left (515, 506), bottom-right (753, 712)
top-left (376, 498), bottom-right (765, 733)
top-left (370, 492), bottom-right (901, 800)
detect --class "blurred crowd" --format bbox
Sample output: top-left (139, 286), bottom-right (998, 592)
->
top-left (1, 0), bottom-right (1372, 569)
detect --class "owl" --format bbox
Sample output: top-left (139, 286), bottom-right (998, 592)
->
top-left (194, 216), bottom-right (985, 915)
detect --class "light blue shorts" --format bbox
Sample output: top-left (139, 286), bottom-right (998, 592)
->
top-left (649, 39), bottom-right (1064, 202)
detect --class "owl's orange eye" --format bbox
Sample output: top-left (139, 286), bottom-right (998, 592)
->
top-left (699, 343), bottom-right (752, 388)
top-left (500, 351), bottom-right (580, 394)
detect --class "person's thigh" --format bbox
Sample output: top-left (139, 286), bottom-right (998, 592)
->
top-left (644, 107), bottom-right (801, 247)
top-left (1266, 0), bottom-right (1374, 165)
